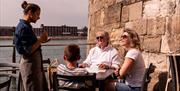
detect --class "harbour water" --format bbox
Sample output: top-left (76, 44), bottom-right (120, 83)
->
top-left (0, 39), bottom-right (88, 64)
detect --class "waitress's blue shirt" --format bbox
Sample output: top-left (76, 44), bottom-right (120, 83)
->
top-left (14, 19), bottom-right (38, 55)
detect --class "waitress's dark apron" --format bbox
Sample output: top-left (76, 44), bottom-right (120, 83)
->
top-left (19, 49), bottom-right (48, 91)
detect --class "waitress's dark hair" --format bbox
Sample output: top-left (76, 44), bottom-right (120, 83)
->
top-left (21, 1), bottom-right (40, 14)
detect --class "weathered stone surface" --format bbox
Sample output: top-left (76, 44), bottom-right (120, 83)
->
top-left (168, 35), bottom-right (180, 53)
top-left (171, 15), bottom-right (180, 34)
top-left (143, 36), bottom-right (161, 53)
top-left (132, 19), bottom-right (147, 35)
top-left (124, 19), bottom-right (147, 35)
top-left (143, 0), bottom-right (160, 18)
top-left (156, 17), bottom-right (166, 35)
top-left (142, 52), bottom-right (168, 90)
top-left (100, 9), bottom-right (105, 26)
top-left (161, 35), bottom-right (170, 53)
top-left (130, 0), bottom-right (136, 3)
top-left (129, 1), bottom-right (143, 21)
top-left (175, 2), bottom-right (180, 15)
top-left (125, 21), bottom-right (133, 29)
top-left (142, 52), bottom-right (167, 71)
top-left (148, 71), bottom-right (167, 91)
top-left (105, 0), bottom-right (116, 7)
top-left (89, 0), bottom-right (104, 15)
top-left (160, 0), bottom-right (176, 17)
top-left (94, 11), bottom-right (102, 27)
top-left (110, 28), bottom-right (123, 43)
top-left (147, 19), bottom-right (154, 35)
top-left (146, 17), bottom-right (166, 35)
top-left (103, 3), bottom-right (121, 25)
top-left (121, 6), bottom-right (129, 23)
top-left (116, 0), bottom-right (123, 3)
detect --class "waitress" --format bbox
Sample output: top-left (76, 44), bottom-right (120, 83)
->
top-left (14, 1), bottom-right (49, 91)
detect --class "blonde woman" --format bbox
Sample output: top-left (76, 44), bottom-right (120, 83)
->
top-left (115, 29), bottom-right (145, 91)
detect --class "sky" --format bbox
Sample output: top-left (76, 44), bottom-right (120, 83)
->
top-left (0, 0), bottom-right (88, 28)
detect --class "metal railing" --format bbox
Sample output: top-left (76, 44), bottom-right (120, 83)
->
top-left (0, 43), bottom-right (96, 63)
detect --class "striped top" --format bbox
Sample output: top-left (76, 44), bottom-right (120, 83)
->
top-left (57, 64), bottom-right (88, 89)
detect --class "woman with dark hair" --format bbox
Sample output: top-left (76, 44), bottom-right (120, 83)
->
top-left (115, 29), bottom-right (146, 91)
top-left (14, 1), bottom-right (49, 91)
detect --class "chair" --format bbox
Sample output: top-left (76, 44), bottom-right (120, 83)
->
top-left (52, 72), bottom-right (96, 91)
top-left (141, 63), bottom-right (155, 91)
top-left (0, 63), bottom-right (19, 91)
top-left (165, 55), bottom-right (180, 91)
top-left (43, 58), bottom-right (51, 72)
top-left (0, 74), bottom-right (12, 91)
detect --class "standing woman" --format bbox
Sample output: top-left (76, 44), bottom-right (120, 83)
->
top-left (115, 29), bottom-right (146, 91)
top-left (14, 1), bottom-right (49, 91)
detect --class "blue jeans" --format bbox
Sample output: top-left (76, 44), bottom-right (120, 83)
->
top-left (116, 82), bottom-right (141, 91)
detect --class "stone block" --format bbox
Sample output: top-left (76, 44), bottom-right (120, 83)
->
top-left (116, 0), bottom-right (123, 3)
top-left (121, 6), bottom-right (129, 23)
top-left (94, 11), bottom-right (102, 27)
top-left (121, 0), bottom-right (131, 5)
top-left (143, 36), bottom-right (161, 53)
top-left (100, 9), bottom-right (105, 26)
top-left (174, 35), bottom-right (180, 53)
top-left (147, 18), bottom-right (156, 35)
top-left (175, 2), bottom-right (180, 15)
top-left (125, 21), bottom-right (134, 29)
top-left (160, 0), bottom-right (176, 17)
top-left (89, 0), bottom-right (104, 15)
top-left (147, 17), bottom-right (166, 35)
top-left (161, 35), bottom-right (170, 53)
top-left (125, 19), bottom-right (147, 35)
top-left (130, 0), bottom-right (136, 3)
top-left (129, 1), bottom-right (143, 21)
top-left (89, 15), bottom-right (96, 28)
top-left (105, 0), bottom-right (116, 7)
top-left (103, 3), bottom-right (122, 25)
top-left (156, 17), bottom-right (166, 35)
top-left (132, 19), bottom-right (147, 35)
top-left (171, 15), bottom-right (180, 34)
top-left (110, 28), bottom-right (123, 42)
top-left (143, 0), bottom-right (160, 18)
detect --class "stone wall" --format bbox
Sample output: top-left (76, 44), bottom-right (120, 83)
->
top-left (88, 0), bottom-right (180, 90)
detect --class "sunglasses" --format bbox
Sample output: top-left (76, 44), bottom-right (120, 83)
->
top-left (96, 36), bottom-right (104, 40)
top-left (121, 35), bottom-right (128, 39)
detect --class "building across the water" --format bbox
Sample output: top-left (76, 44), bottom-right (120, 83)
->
top-left (0, 24), bottom-right (87, 36)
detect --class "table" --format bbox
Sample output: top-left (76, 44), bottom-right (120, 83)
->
top-left (96, 69), bottom-right (114, 91)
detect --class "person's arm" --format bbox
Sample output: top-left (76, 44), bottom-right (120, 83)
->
top-left (79, 48), bottom-right (95, 68)
top-left (30, 31), bottom-right (50, 54)
top-left (109, 49), bottom-right (121, 69)
top-left (118, 57), bottom-right (134, 79)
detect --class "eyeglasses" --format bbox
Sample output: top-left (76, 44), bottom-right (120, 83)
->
top-left (96, 36), bottom-right (104, 40)
top-left (121, 35), bottom-right (128, 39)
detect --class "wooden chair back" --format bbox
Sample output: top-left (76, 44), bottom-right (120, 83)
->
top-left (141, 63), bottom-right (155, 91)
top-left (52, 72), bottom-right (96, 91)
top-left (0, 74), bottom-right (12, 91)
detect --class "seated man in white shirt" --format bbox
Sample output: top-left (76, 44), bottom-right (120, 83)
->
top-left (79, 31), bottom-right (121, 70)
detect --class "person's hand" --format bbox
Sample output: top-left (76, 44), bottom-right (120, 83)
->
top-left (78, 63), bottom-right (88, 68)
top-left (98, 64), bottom-right (109, 69)
top-left (39, 31), bottom-right (50, 43)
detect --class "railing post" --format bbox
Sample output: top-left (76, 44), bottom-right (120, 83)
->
top-left (12, 27), bottom-right (16, 64)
